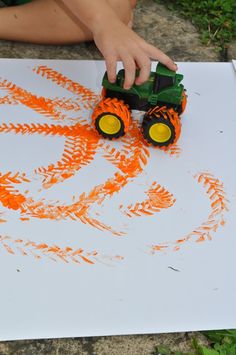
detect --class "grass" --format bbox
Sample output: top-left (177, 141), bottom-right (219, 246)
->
top-left (154, 0), bottom-right (236, 60)
top-left (152, 330), bottom-right (236, 354)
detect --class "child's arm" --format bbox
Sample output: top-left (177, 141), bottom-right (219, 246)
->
top-left (0, 0), bottom-right (177, 88)
top-left (56, 0), bottom-right (177, 89)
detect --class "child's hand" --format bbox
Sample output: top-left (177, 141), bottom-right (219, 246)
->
top-left (54, 0), bottom-right (177, 89)
top-left (93, 18), bottom-right (177, 89)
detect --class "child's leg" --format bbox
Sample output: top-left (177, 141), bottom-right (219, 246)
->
top-left (0, 0), bottom-right (134, 44)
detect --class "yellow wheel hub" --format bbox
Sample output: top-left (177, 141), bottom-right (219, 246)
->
top-left (99, 114), bottom-right (121, 135)
top-left (149, 122), bottom-right (171, 143)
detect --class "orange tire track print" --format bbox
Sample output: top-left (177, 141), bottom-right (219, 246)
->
top-left (0, 235), bottom-right (124, 266)
top-left (0, 65), bottom-right (229, 265)
top-left (120, 182), bottom-right (176, 217)
top-left (151, 172), bottom-right (229, 253)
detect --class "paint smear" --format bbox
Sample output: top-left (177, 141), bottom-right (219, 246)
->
top-left (151, 172), bottom-right (229, 253)
top-left (120, 181), bottom-right (176, 217)
top-left (0, 235), bottom-right (123, 266)
top-left (0, 66), bottom-right (229, 265)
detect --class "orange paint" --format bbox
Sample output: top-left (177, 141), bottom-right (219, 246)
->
top-left (151, 172), bottom-right (229, 253)
top-left (145, 106), bottom-right (181, 151)
top-left (3, 244), bottom-right (15, 254)
top-left (0, 79), bottom-right (69, 121)
top-left (92, 97), bottom-right (131, 133)
top-left (120, 182), bottom-right (175, 217)
top-left (166, 145), bottom-right (182, 157)
top-left (0, 235), bottom-right (92, 263)
top-left (33, 66), bottom-right (98, 109)
top-left (0, 66), bottom-right (229, 264)
top-left (0, 172), bottom-right (28, 211)
top-left (152, 245), bottom-right (168, 251)
top-left (0, 235), bottom-right (123, 265)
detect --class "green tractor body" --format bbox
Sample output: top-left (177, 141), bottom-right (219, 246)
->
top-left (92, 63), bottom-right (187, 148)
top-left (102, 63), bottom-right (185, 113)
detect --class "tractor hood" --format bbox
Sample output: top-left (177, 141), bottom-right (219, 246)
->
top-left (102, 63), bottom-right (185, 106)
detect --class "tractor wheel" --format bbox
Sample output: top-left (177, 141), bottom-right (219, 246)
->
top-left (92, 97), bottom-right (131, 139)
top-left (142, 106), bottom-right (181, 147)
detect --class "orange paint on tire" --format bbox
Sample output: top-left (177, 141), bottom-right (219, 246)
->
top-left (146, 106), bottom-right (181, 149)
top-left (92, 98), bottom-right (131, 134)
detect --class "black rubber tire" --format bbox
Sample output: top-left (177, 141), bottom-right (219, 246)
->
top-left (95, 113), bottom-right (125, 140)
top-left (142, 113), bottom-right (176, 147)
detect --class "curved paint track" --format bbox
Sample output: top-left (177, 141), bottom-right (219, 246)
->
top-left (0, 235), bottom-right (124, 266)
top-left (120, 182), bottom-right (176, 217)
top-left (151, 172), bottom-right (229, 253)
top-left (0, 66), bottom-right (229, 264)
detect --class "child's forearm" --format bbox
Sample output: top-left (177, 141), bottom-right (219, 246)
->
top-left (55, 0), bottom-right (129, 35)
top-left (0, 0), bottom-right (131, 44)
top-left (0, 0), bottom-right (94, 43)
top-left (0, 0), bottom-right (176, 88)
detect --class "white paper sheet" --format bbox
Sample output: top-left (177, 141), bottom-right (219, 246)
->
top-left (0, 60), bottom-right (236, 341)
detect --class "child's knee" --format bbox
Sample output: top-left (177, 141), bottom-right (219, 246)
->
top-left (107, 0), bottom-right (133, 25)
top-left (130, 0), bottom-right (137, 9)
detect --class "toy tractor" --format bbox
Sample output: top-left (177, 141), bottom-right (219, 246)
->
top-left (92, 63), bottom-right (187, 148)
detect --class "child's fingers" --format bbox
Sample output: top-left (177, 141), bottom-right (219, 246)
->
top-left (122, 56), bottom-right (136, 89)
top-left (144, 43), bottom-right (178, 71)
top-left (105, 55), bottom-right (117, 83)
top-left (134, 55), bottom-right (151, 85)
